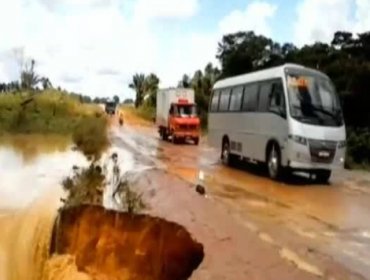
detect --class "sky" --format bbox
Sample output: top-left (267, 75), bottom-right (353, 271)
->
top-left (0, 0), bottom-right (369, 99)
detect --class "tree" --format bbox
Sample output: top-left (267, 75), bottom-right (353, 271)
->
top-left (41, 77), bottom-right (52, 90)
top-left (123, 98), bottom-right (134, 104)
top-left (217, 31), bottom-right (273, 77)
top-left (129, 73), bottom-right (160, 108)
top-left (21, 59), bottom-right (41, 90)
top-left (129, 73), bottom-right (146, 108)
top-left (178, 74), bottom-right (191, 88)
top-left (113, 95), bottom-right (120, 104)
top-left (177, 63), bottom-right (220, 129)
top-left (144, 73), bottom-right (160, 107)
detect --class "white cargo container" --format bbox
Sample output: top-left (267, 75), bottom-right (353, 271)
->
top-left (156, 88), bottom-right (200, 145)
top-left (156, 88), bottom-right (195, 127)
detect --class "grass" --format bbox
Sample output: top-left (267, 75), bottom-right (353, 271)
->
top-left (0, 89), bottom-right (104, 135)
top-left (121, 104), bottom-right (155, 122)
top-left (72, 116), bottom-right (109, 161)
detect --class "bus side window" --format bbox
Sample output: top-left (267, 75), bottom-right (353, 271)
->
top-left (242, 83), bottom-right (258, 111)
top-left (219, 89), bottom-right (231, 112)
top-left (210, 90), bottom-right (220, 112)
top-left (258, 82), bottom-right (272, 112)
top-left (229, 86), bottom-right (243, 111)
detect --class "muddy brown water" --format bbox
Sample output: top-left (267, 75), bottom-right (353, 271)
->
top-left (0, 135), bottom-right (204, 280)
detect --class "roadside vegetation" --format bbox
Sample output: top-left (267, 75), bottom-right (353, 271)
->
top-left (0, 90), bottom-right (105, 135)
top-left (0, 58), bottom-right (108, 147)
top-left (128, 30), bottom-right (370, 169)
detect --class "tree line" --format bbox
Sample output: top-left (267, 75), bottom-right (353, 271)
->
top-left (0, 59), bottom-right (52, 93)
top-left (0, 59), bottom-right (120, 105)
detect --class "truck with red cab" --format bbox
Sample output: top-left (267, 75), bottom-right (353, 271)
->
top-left (156, 88), bottom-right (200, 145)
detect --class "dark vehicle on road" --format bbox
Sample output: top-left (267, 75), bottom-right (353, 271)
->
top-left (105, 101), bottom-right (117, 115)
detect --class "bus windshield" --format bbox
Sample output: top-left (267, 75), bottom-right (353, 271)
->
top-left (286, 74), bottom-right (343, 127)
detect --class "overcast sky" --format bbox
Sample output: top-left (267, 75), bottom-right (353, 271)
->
top-left (0, 0), bottom-right (369, 99)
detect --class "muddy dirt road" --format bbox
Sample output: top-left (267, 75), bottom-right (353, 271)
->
top-left (112, 115), bottom-right (370, 280)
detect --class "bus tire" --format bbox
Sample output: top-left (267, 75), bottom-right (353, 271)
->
top-left (221, 139), bottom-right (236, 166)
top-left (315, 170), bottom-right (331, 184)
top-left (267, 143), bottom-right (283, 180)
top-left (194, 137), bottom-right (199, 146)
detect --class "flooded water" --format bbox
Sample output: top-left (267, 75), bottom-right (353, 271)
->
top-left (0, 136), bottom-right (87, 212)
top-left (0, 134), bottom-right (85, 279)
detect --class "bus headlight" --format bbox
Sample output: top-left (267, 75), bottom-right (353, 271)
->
top-left (290, 135), bottom-right (308, 145)
top-left (338, 140), bottom-right (346, 149)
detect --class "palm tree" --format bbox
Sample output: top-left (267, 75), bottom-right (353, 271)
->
top-left (129, 73), bottom-right (146, 108)
top-left (144, 73), bottom-right (160, 107)
top-left (21, 59), bottom-right (41, 90)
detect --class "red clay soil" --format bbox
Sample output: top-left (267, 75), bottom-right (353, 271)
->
top-left (51, 205), bottom-right (204, 280)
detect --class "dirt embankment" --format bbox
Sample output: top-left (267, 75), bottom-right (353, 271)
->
top-left (50, 205), bottom-right (204, 280)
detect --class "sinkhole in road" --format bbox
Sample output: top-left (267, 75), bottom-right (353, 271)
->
top-left (47, 205), bottom-right (204, 280)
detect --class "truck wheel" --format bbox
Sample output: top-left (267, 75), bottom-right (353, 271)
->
top-left (162, 130), bottom-right (168, 141)
top-left (194, 137), bottom-right (199, 146)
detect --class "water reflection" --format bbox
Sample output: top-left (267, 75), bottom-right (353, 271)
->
top-left (0, 134), bottom-right (71, 163)
top-left (0, 135), bottom-right (87, 210)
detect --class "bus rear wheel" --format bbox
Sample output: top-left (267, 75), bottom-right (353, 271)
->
top-left (267, 144), bottom-right (283, 180)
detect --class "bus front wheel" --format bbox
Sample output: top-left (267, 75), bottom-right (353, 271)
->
top-left (315, 170), bottom-right (331, 184)
top-left (267, 144), bottom-right (283, 180)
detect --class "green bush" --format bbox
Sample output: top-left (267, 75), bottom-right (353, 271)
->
top-left (346, 128), bottom-right (370, 168)
top-left (137, 104), bottom-right (156, 121)
top-left (0, 90), bottom-right (103, 135)
top-left (72, 116), bottom-right (109, 161)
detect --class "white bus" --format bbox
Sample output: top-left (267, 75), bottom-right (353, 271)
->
top-left (208, 63), bottom-right (346, 183)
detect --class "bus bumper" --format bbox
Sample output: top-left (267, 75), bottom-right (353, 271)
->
top-left (287, 160), bottom-right (344, 171)
top-left (285, 141), bottom-right (346, 171)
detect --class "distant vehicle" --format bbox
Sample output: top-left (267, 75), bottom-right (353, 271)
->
top-left (208, 63), bottom-right (346, 183)
top-left (156, 88), bottom-right (200, 145)
top-left (105, 101), bottom-right (117, 115)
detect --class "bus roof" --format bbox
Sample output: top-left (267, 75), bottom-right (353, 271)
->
top-left (213, 63), bottom-right (329, 90)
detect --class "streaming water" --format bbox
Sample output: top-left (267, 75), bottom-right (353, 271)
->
top-left (0, 135), bottom-right (88, 279)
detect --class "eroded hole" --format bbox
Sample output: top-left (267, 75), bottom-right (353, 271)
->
top-left (49, 205), bottom-right (204, 280)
